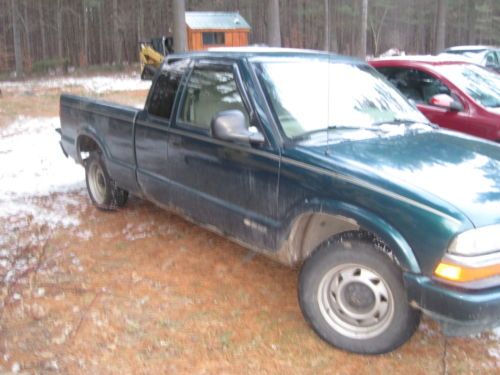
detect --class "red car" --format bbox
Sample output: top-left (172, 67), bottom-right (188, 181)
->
top-left (370, 56), bottom-right (500, 142)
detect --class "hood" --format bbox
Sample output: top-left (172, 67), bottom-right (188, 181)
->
top-left (300, 130), bottom-right (500, 228)
top-left (487, 107), bottom-right (500, 115)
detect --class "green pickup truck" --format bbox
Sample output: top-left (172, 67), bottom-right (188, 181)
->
top-left (59, 48), bottom-right (500, 354)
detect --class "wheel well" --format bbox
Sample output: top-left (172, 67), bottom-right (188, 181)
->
top-left (282, 213), bottom-right (397, 266)
top-left (77, 135), bottom-right (100, 163)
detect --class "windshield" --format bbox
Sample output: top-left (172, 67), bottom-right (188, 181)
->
top-left (253, 59), bottom-right (427, 139)
top-left (434, 64), bottom-right (500, 108)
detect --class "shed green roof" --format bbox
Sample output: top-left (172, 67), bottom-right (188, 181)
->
top-left (185, 12), bottom-right (251, 30)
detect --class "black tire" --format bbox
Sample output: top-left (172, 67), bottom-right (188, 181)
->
top-left (85, 152), bottom-right (128, 210)
top-left (298, 233), bottom-right (420, 354)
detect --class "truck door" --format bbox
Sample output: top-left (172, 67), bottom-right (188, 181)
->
top-left (135, 59), bottom-right (190, 201)
top-left (165, 60), bottom-right (280, 250)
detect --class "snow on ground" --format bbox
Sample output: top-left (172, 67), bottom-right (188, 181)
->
top-left (0, 117), bottom-right (85, 233)
top-left (1, 73), bottom-right (151, 94)
top-left (493, 327), bottom-right (500, 339)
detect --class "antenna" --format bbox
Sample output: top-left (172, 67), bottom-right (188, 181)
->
top-left (326, 52), bottom-right (331, 156)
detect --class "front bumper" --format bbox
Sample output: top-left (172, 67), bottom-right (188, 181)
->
top-left (404, 273), bottom-right (500, 336)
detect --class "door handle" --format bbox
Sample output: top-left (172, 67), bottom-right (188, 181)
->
top-left (170, 135), bottom-right (182, 147)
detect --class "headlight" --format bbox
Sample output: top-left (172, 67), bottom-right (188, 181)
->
top-left (433, 224), bottom-right (500, 287)
top-left (448, 224), bottom-right (500, 256)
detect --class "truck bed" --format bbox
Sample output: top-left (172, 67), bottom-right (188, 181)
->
top-left (59, 94), bottom-right (141, 195)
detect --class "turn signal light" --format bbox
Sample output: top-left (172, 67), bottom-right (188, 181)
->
top-left (434, 261), bottom-right (500, 283)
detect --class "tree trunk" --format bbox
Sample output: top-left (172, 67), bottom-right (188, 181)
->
top-left (466, 0), bottom-right (476, 44)
top-left (324, 0), bottom-right (330, 51)
top-left (22, 1), bottom-right (32, 69)
top-left (112, 0), bottom-right (122, 64)
top-left (98, 1), bottom-right (105, 63)
top-left (172, 0), bottom-right (187, 52)
top-left (10, 0), bottom-right (23, 77)
top-left (267, 0), bottom-right (281, 47)
top-left (360, 0), bottom-right (368, 58)
top-left (82, 0), bottom-right (89, 65)
top-left (38, 1), bottom-right (48, 60)
top-left (138, 0), bottom-right (144, 40)
top-left (57, 0), bottom-right (63, 59)
top-left (435, 0), bottom-right (447, 53)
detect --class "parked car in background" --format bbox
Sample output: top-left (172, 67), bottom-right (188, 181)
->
top-left (370, 56), bottom-right (500, 142)
top-left (440, 45), bottom-right (500, 73)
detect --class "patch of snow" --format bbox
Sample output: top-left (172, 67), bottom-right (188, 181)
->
top-left (492, 327), bottom-right (500, 340)
top-left (0, 117), bottom-right (85, 240)
top-left (488, 347), bottom-right (500, 359)
top-left (11, 362), bottom-right (20, 373)
top-left (75, 229), bottom-right (93, 241)
top-left (418, 321), bottom-right (438, 337)
top-left (1, 73), bottom-right (151, 94)
top-left (123, 221), bottom-right (156, 241)
top-left (0, 117), bottom-right (84, 201)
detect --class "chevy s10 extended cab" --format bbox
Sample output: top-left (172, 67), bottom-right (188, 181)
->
top-left (59, 48), bottom-right (500, 354)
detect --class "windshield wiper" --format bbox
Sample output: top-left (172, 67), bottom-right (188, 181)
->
top-left (372, 118), bottom-right (422, 126)
top-left (371, 118), bottom-right (438, 129)
top-left (292, 125), bottom-right (376, 141)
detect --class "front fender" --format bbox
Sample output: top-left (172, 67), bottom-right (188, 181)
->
top-left (282, 198), bottom-right (421, 273)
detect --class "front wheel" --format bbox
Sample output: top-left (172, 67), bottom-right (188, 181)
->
top-left (85, 152), bottom-right (128, 210)
top-left (298, 234), bottom-right (420, 354)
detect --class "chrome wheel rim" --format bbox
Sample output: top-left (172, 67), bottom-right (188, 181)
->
top-left (88, 161), bottom-right (107, 205)
top-left (318, 264), bottom-right (394, 339)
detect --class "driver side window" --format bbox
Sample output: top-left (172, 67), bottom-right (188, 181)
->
top-left (178, 65), bottom-right (250, 131)
top-left (380, 68), bottom-right (451, 105)
top-left (486, 52), bottom-right (499, 68)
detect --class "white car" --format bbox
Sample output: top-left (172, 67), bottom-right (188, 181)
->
top-left (440, 45), bottom-right (500, 73)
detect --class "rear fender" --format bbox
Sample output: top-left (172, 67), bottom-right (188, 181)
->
top-left (76, 130), bottom-right (108, 165)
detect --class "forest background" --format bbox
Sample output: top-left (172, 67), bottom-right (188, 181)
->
top-left (1, 0), bottom-right (499, 77)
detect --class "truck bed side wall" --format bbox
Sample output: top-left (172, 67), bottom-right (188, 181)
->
top-left (59, 94), bottom-right (141, 195)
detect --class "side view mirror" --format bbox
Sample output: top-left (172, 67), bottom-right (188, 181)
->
top-left (429, 94), bottom-right (463, 112)
top-left (211, 110), bottom-right (265, 145)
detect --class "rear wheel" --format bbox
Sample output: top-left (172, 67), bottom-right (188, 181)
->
top-left (298, 233), bottom-right (420, 354)
top-left (85, 152), bottom-right (128, 210)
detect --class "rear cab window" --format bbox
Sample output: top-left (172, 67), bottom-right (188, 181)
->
top-left (147, 59), bottom-right (190, 120)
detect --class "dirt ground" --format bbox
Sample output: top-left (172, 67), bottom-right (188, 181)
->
top-left (0, 74), bottom-right (499, 374)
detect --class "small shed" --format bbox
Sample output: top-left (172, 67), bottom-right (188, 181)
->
top-left (185, 12), bottom-right (251, 51)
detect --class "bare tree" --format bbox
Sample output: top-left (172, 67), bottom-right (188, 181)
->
top-left (324, 0), bottom-right (330, 51)
top-left (173, 0), bottom-right (187, 52)
top-left (1, 0), bottom-right (500, 73)
top-left (38, 1), bottom-right (48, 60)
top-left (138, 0), bottom-right (145, 40)
top-left (267, 0), bottom-right (281, 47)
top-left (435, 0), bottom-right (447, 53)
top-left (98, 1), bottom-right (105, 63)
top-left (369, 1), bottom-right (392, 56)
top-left (112, 0), bottom-right (122, 64)
top-left (360, 0), bottom-right (368, 58)
top-left (10, 0), bottom-right (23, 77)
top-left (82, 0), bottom-right (89, 65)
top-left (56, 0), bottom-right (64, 59)
top-left (466, 0), bottom-right (476, 44)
